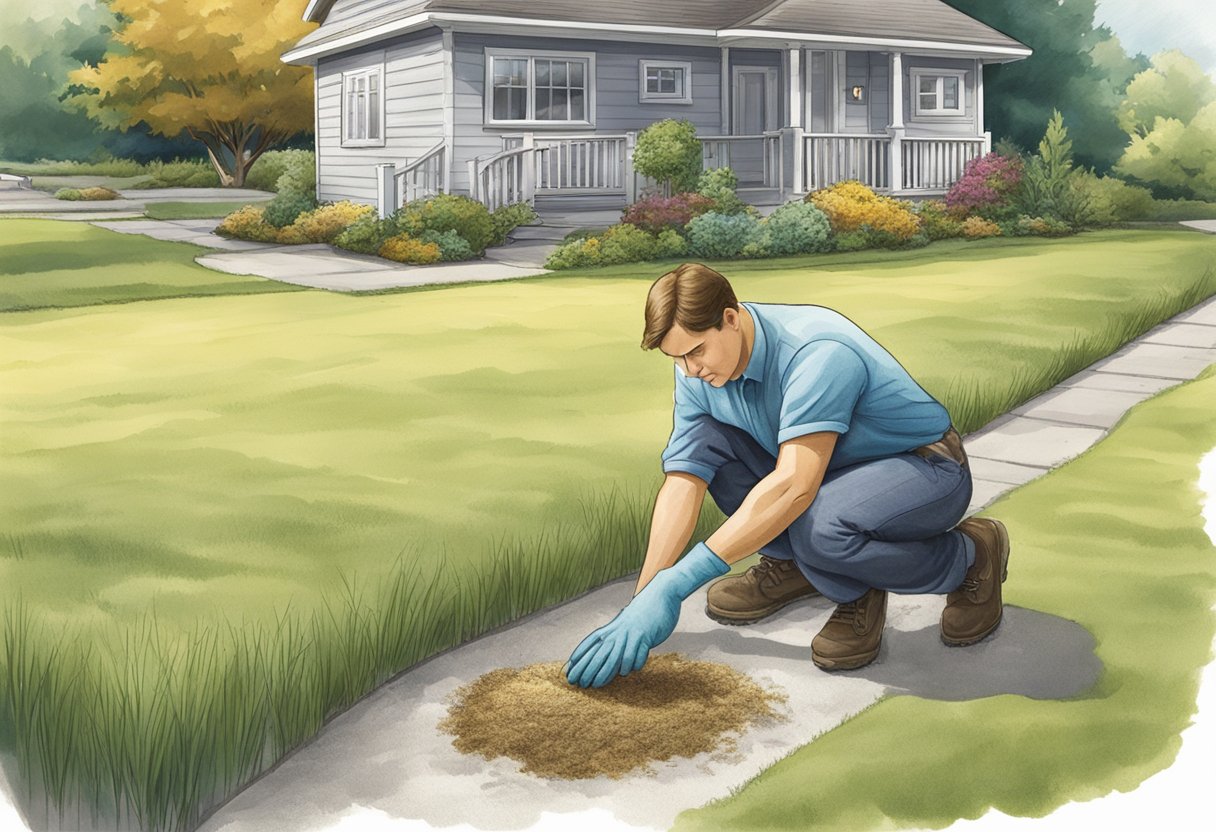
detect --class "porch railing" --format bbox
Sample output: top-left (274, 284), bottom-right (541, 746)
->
top-left (804, 133), bottom-right (891, 192)
top-left (900, 137), bottom-right (987, 191)
top-left (468, 145), bottom-right (533, 212)
top-left (700, 133), bottom-right (783, 191)
top-left (375, 141), bottom-right (447, 218)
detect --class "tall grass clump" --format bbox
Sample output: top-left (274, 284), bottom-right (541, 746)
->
top-left (937, 265), bottom-right (1216, 432)
top-left (0, 480), bottom-right (723, 832)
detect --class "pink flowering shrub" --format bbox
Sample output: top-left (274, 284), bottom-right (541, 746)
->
top-left (621, 193), bottom-right (717, 234)
top-left (945, 152), bottom-right (1023, 221)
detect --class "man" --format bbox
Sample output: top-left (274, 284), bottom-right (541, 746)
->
top-left (565, 263), bottom-right (1009, 690)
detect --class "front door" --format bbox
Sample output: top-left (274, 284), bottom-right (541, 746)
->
top-left (730, 66), bottom-right (778, 187)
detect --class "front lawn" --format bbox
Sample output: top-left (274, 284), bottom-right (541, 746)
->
top-left (0, 219), bottom-right (305, 311)
top-left (674, 363), bottom-right (1216, 831)
top-left (143, 202), bottom-right (258, 221)
top-left (2, 226), bottom-right (1214, 830)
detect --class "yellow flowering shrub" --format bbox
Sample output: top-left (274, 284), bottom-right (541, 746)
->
top-left (279, 201), bottom-right (374, 244)
top-left (807, 180), bottom-right (921, 241)
top-left (960, 216), bottom-right (1002, 238)
top-left (378, 234), bottom-right (442, 264)
top-left (215, 205), bottom-right (280, 242)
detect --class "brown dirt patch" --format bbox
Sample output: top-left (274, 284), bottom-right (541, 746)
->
top-left (438, 652), bottom-right (788, 780)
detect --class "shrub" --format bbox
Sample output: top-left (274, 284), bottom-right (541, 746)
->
top-left (696, 166), bottom-right (752, 216)
top-left (1068, 172), bottom-right (1155, 225)
top-left (686, 211), bottom-right (761, 259)
top-left (392, 194), bottom-right (494, 253)
top-left (655, 228), bottom-right (688, 258)
top-left (832, 230), bottom-right (871, 252)
top-left (262, 191), bottom-right (318, 228)
top-left (54, 186), bottom-right (120, 200)
top-left (1008, 215), bottom-right (1074, 237)
top-left (808, 180), bottom-right (921, 240)
top-left (914, 200), bottom-right (965, 240)
top-left (1018, 110), bottom-right (1077, 220)
top-left (545, 237), bottom-right (599, 270)
top-left (331, 214), bottom-right (392, 254)
top-left (960, 216), bottom-right (1002, 238)
top-left (632, 119), bottom-right (703, 195)
top-left (419, 229), bottom-right (476, 261)
top-left (276, 201), bottom-right (374, 244)
top-left (378, 234), bottom-right (442, 264)
top-left (543, 224), bottom-right (687, 269)
top-left (944, 152), bottom-right (1023, 221)
top-left (126, 158), bottom-right (222, 189)
top-left (761, 200), bottom-right (833, 256)
top-left (215, 205), bottom-right (281, 242)
top-left (596, 223), bottom-right (663, 264)
top-left (621, 193), bottom-right (717, 234)
top-left (247, 150), bottom-right (316, 194)
top-left (488, 202), bottom-right (539, 247)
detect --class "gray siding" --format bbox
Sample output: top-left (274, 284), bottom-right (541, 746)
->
top-left (315, 28), bottom-right (445, 206)
top-left (452, 33), bottom-right (723, 193)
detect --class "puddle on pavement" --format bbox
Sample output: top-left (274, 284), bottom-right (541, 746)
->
top-left (439, 652), bottom-right (788, 779)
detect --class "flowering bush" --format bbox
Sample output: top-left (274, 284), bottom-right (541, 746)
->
top-left (944, 152), bottom-right (1023, 221)
top-left (686, 211), bottom-right (762, 258)
top-left (960, 216), bottom-right (1002, 238)
top-left (392, 194), bottom-right (494, 253)
top-left (277, 201), bottom-right (374, 244)
top-left (913, 199), bottom-right (965, 240)
top-left (621, 193), bottom-right (717, 234)
top-left (378, 234), bottom-right (442, 264)
top-left (215, 205), bottom-right (281, 242)
top-left (760, 200), bottom-right (833, 256)
top-left (808, 180), bottom-right (920, 241)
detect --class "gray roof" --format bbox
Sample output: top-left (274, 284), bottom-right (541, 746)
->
top-left (289, 0), bottom-right (1028, 62)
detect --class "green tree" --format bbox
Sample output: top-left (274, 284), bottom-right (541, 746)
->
top-left (1117, 49), bottom-right (1216, 138)
top-left (942, 0), bottom-right (1139, 173)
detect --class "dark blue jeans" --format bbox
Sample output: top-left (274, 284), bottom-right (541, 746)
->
top-left (680, 416), bottom-right (975, 603)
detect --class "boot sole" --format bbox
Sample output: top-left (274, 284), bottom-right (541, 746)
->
top-left (812, 645), bottom-right (880, 671)
top-left (941, 518), bottom-right (1010, 647)
top-left (705, 593), bottom-right (821, 626)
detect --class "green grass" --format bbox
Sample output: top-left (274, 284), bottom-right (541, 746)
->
top-left (674, 362), bottom-right (1216, 831)
top-left (1, 226), bottom-right (1215, 830)
top-left (0, 219), bottom-right (304, 311)
top-left (142, 202), bottom-right (257, 221)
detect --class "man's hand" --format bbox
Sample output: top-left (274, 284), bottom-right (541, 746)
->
top-left (564, 542), bottom-right (730, 689)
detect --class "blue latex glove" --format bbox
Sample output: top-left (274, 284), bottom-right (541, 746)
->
top-left (564, 542), bottom-right (730, 689)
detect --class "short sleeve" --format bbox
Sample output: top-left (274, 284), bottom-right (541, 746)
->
top-left (660, 367), bottom-right (716, 483)
top-left (778, 340), bottom-right (867, 445)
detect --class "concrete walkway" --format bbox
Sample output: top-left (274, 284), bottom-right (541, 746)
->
top-left (200, 297), bottom-right (1216, 832)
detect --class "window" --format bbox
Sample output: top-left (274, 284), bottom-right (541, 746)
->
top-left (485, 48), bottom-right (595, 126)
top-left (342, 65), bottom-right (385, 146)
top-left (911, 69), bottom-right (966, 117)
top-left (640, 60), bottom-right (693, 104)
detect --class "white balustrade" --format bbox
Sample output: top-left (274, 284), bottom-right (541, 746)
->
top-left (803, 133), bottom-right (891, 192)
top-left (900, 137), bottom-right (987, 191)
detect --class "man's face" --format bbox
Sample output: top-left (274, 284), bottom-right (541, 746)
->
top-left (658, 308), bottom-right (744, 388)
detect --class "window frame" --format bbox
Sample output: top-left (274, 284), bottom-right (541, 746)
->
top-left (341, 64), bottom-right (386, 148)
top-left (910, 68), bottom-right (966, 118)
top-left (639, 59), bottom-right (694, 105)
top-left (484, 47), bottom-right (596, 128)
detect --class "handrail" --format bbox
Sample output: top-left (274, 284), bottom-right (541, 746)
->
top-left (395, 140), bottom-right (445, 176)
top-left (469, 145), bottom-right (535, 211)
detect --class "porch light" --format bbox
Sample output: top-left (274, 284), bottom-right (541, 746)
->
top-left (850, 85), bottom-right (865, 103)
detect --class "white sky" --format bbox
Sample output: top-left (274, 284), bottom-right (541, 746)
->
top-left (1095, 0), bottom-right (1216, 75)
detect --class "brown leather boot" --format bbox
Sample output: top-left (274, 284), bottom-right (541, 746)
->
top-left (811, 587), bottom-right (887, 670)
top-left (941, 517), bottom-right (1010, 646)
top-left (705, 555), bottom-right (821, 624)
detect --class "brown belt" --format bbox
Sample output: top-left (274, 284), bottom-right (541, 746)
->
top-left (911, 426), bottom-right (969, 468)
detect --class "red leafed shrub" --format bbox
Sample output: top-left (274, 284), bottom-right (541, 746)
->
top-left (621, 193), bottom-right (717, 234)
top-left (944, 152), bottom-right (1023, 221)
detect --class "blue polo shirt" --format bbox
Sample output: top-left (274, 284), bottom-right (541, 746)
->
top-left (661, 302), bottom-right (950, 480)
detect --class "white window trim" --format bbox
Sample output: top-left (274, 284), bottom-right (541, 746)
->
top-left (484, 47), bottom-right (596, 128)
top-left (341, 64), bottom-right (386, 147)
top-left (639, 59), bottom-right (693, 104)
top-left (910, 68), bottom-right (966, 118)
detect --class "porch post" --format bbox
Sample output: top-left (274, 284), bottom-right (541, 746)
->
top-left (522, 132), bottom-right (536, 204)
top-left (788, 46), bottom-right (803, 199)
top-left (720, 47), bottom-right (730, 134)
top-left (976, 59), bottom-right (988, 151)
top-left (888, 51), bottom-right (905, 194)
top-left (624, 130), bottom-right (637, 203)
top-left (376, 163), bottom-right (397, 219)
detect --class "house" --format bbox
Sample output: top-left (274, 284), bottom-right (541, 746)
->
top-left (281, 1), bottom-right (1031, 216)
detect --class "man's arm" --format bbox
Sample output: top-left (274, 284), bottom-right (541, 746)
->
top-left (704, 431), bottom-right (837, 562)
top-left (633, 472), bottom-right (708, 595)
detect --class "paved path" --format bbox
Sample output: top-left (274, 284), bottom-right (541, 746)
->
top-left (201, 297), bottom-right (1216, 832)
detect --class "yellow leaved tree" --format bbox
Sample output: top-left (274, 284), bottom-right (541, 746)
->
top-left (68, 0), bottom-right (315, 187)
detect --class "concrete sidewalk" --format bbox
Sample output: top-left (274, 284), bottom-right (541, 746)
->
top-left (201, 298), bottom-right (1216, 832)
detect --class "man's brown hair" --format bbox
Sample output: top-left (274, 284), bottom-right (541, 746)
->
top-left (641, 263), bottom-right (739, 350)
